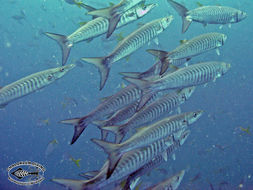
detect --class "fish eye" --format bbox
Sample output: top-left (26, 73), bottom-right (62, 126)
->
top-left (60, 68), bottom-right (65, 72)
top-left (193, 113), bottom-right (198, 118)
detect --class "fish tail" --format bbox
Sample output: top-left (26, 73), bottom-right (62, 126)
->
top-left (146, 49), bottom-right (171, 75)
top-left (51, 178), bottom-right (92, 190)
top-left (44, 32), bottom-right (71, 66)
top-left (59, 116), bottom-right (90, 144)
top-left (167, 0), bottom-right (191, 33)
top-left (102, 125), bottom-right (126, 144)
top-left (87, 7), bottom-right (120, 38)
top-left (81, 57), bottom-right (110, 90)
top-left (123, 77), bottom-right (155, 110)
top-left (92, 120), bottom-right (110, 140)
top-left (91, 138), bottom-right (122, 179)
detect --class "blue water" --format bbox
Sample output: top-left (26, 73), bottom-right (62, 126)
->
top-left (0, 0), bottom-right (252, 189)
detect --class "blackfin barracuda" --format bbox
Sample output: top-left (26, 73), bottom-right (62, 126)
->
top-left (146, 170), bottom-right (185, 190)
top-left (167, 0), bottom-right (247, 33)
top-left (0, 64), bottom-right (75, 108)
top-left (125, 61), bottom-right (231, 109)
top-left (101, 87), bottom-right (196, 143)
top-left (82, 16), bottom-right (173, 90)
top-left (87, 0), bottom-right (145, 38)
top-left (45, 3), bottom-right (157, 65)
top-left (92, 111), bottom-right (202, 178)
top-left (147, 32), bottom-right (227, 74)
top-left (52, 130), bottom-right (190, 189)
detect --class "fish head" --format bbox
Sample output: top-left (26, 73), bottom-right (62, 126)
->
top-left (183, 110), bottom-right (204, 125)
top-left (169, 170), bottom-right (186, 189)
top-left (136, 3), bottom-right (157, 18)
top-left (47, 64), bottom-right (76, 81)
top-left (160, 15), bottom-right (174, 29)
top-left (234, 10), bottom-right (247, 22)
top-left (179, 86), bottom-right (196, 101)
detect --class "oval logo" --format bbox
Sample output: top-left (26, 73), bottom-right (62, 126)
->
top-left (7, 161), bottom-right (46, 186)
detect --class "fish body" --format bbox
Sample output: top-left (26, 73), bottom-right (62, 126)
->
top-left (52, 130), bottom-right (190, 190)
top-left (60, 85), bottom-right (143, 144)
top-left (45, 3), bottom-right (156, 65)
top-left (125, 61), bottom-right (230, 108)
top-left (87, 0), bottom-right (144, 38)
top-left (103, 87), bottom-right (196, 143)
top-left (0, 64), bottom-right (75, 108)
top-left (82, 16), bottom-right (173, 90)
top-left (147, 170), bottom-right (185, 190)
top-left (167, 0), bottom-right (247, 33)
top-left (92, 111), bottom-right (202, 177)
top-left (147, 33), bottom-right (227, 74)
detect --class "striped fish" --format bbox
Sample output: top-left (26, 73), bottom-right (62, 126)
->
top-left (92, 110), bottom-right (202, 178)
top-left (146, 170), bottom-right (185, 190)
top-left (52, 130), bottom-right (190, 190)
top-left (125, 61), bottom-right (231, 109)
top-left (0, 64), bottom-right (75, 108)
top-left (82, 16), bottom-right (173, 90)
top-left (60, 84), bottom-right (143, 144)
top-left (168, 0), bottom-right (247, 33)
top-left (101, 87), bottom-right (195, 143)
top-left (123, 136), bottom-right (187, 190)
top-left (87, 0), bottom-right (144, 38)
top-left (147, 32), bottom-right (227, 74)
top-left (44, 3), bottom-right (156, 65)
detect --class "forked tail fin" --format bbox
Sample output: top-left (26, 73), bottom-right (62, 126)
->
top-left (167, 0), bottom-right (192, 33)
top-left (60, 116), bottom-right (90, 144)
top-left (44, 32), bottom-right (71, 65)
top-left (81, 57), bottom-right (110, 90)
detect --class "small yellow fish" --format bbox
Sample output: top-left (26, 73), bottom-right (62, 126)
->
top-left (196, 2), bottom-right (204, 7)
top-left (240, 126), bottom-right (251, 135)
top-left (71, 157), bottom-right (82, 168)
top-left (180, 39), bottom-right (188, 44)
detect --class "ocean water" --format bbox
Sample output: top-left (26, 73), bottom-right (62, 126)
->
top-left (0, 0), bottom-right (252, 189)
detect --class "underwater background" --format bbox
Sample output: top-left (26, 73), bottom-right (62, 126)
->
top-left (0, 0), bottom-right (252, 189)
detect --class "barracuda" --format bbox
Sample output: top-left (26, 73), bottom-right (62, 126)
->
top-left (92, 110), bottom-right (202, 179)
top-left (167, 0), bottom-right (247, 33)
top-left (100, 87), bottom-right (195, 143)
top-left (0, 64), bottom-right (75, 108)
top-left (45, 3), bottom-right (156, 65)
top-left (60, 84), bottom-right (143, 144)
top-left (125, 61), bottom-right (231, 110)
top-left (147, 32), bottom-right (227, 74)
top-left (146, 170), bottom-right (185, 190)
top-left (82, 16), bottom-right (173, 90)
top-left (52, 130), bottom-right (190, 190)
top-left (87, 0), bottom-right (145, 38)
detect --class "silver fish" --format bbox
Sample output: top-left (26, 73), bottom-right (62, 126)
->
top-left (92, 111), bottom-right (202, 178)
top-left (52, 130), bottom-right (190, 189)
top-left (0, 64), bottom-right (75, 108)
top-left (60, 84), bottom-right (142, 144)
top-left (87, 0), bottom-right (145, 38)
top-left (168, 0), bottom-right (247, 33)
top-left (82, 16), bottom-right (173, 90)
top-left (45, 3), bottom-right (156, 65)
top-left (125, 61), bottom-right (230, 110)
top-left (147, 170), bottom-right (185, 190)
top-left (147, 32), bottom-right (227, 74)
top-left (123, 135), bottom-right (187, 190)
top-left (102, 87), bottom-right (195, 143)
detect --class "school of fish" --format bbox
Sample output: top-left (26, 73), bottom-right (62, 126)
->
top-left (1, 0), bottom-right (247, 189)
